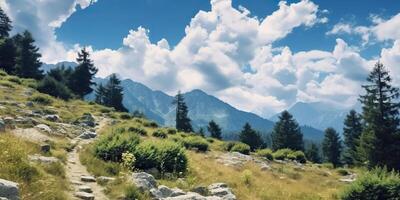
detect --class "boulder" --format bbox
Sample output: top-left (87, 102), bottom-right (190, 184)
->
top-left (35, 124), bottom-right (52, 133)
top-left (80, 176), bottom-right (96, 183)
top-left (208, 183), bottom-right (236, 200)
top-left (78, 113), bottom-right (96, 127)
top-left (78, 131), bottom-right (97, 139)
top-left (78, 185), bottom-right (93, 193)
top-left (40, 144), bottom-right (51, 153)
top-left (44, 115), bottom-right (60, 122)
top-left (96, 176), bottom-right (115, 183)
top-left (132, 172), bottom-right (157, 191)
top-left (74, 192), bottom-right (94, 200)
top-left (191, 186), bottom-right (209, 196)
top-left (163, 192), bottom-right (221, 200)
top-left (28, 155), bottom-right (58, 164)
top-left (0, 178), bottom-right (19, 200)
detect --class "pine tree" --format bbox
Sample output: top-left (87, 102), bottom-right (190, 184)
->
top-left (198, 127), bottom-right (205, 137)
top-left (207, 120), bottom-right (222, 139)
top-left (271, 111), bottom-right (304, 151)
top-left (239, 122), bottom-right (264, 151)
top-left (47, 65), bottom-right (73, 84)
top-left (69, 48), bottom-right (98, 97)
top-left (358, 62), bottom-right (400, 170)
top-left (322, 128), bottom-right (342, 167)
top-left (13, 31), bottom-right (43, 79)
top-left (0, 38), bottom-right (16, 74)
top-left (305, 143), bottom-right (321, 163)
top-left (173, 91), bottom-right (193, 132)
top-left (342, 110), bottom-right (363, 165)
top-left (0, 7), bottom-right (12, 38)
top-left (95, 83), bottom-right (106, 104)
top-left (95, 74), bottom-right (127, 112)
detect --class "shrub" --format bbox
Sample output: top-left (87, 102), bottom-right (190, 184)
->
top-left (127, 126), bottom-right (147, 136)
top-left (241, 169), bottom-right (253, 186)
top-left (7, 76), bottom-right (21, 84)
top-left (230, 142), bottom-right (251, 155)
top-left (288, 151), bottom-right (307, 163)
top-left (337, 168), bottom-right (350, 176)
top-left (152, 129), bottom-right (168, 139)
top-left (256, 149), bottom-right (274, 160)
top-left (94, 133), bottom-right (141, 162)
top-left (206, 138), bottom-right (214, 143)
top-left (134, 140), bottom-right (187, 173)
top-left (144, 121), bottom-right (158, 128)
top-left (124, 185), bottom-right (144, 200)
top-left (29, 94), bottom-right (53, 105)
top-left (167, 128), bottom-right (177, 135)
top-left (0, 70), bottom-right (6, 76)
top-left (100, 107), bottom-right (112, 113)
top-left (340, 168), bottom-right (400, 200)
top-left (223, 141), bottom-right (237, 152)
top-left (182, 136), bottom-right (209, 152)
top-left (120, 113), bottom-right (132, 120)
top-left (37, 76), bottom-right (73, 100)
top-left (273, 148), bottom-right (293, 160)
top-left (121, 152), bottom-right (136, 171)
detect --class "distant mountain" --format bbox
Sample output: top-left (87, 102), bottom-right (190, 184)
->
top-left (88, 77), bottom-right (324, 142)
top-left (41, 61), bottom-right (78, 72)
top-left (271, 102), bottom-right (350, 133)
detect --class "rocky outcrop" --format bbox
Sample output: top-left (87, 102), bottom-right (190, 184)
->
top-left (0, 179), bottom-right (19, 200)
top-left (35, 124), bottom-right (52, 133)
top-left (28, 155), bottom-right (59, 164)
top-left (131, 172), bottom-right (236, 200)
top-left (76, 113), bottom-right (96, 127)
top-left (44, 115), bottom-right (60, 122)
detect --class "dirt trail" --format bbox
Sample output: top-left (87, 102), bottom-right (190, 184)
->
top-left (66, 117), bottom-right (110, 200)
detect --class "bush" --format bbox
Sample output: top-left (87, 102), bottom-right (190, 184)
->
top-left (121, 152), bottom-right (136, 171)
top-left (152, 129), bottom-right (167, 139)
top-left (182, 136), bottom-right (209, 152)
top-left (337, 168), bottom-right (350, 176)
top-left (29, 94), bottom-right (53, 105)
top-left (256, 149), bottom-right (274, 160)
top-left (37, 76), bottom-right (73, 100)
top-left (134, 140), bottom-right (187, 173)
top-left (273, 148), bottom-right (293, 160)
top-left (120, 113), bottom-right (132, 120)
top-left (127, 126), bottom-right (147, 136)
top-left (340, 168), bottom-right (400, 200)
top-left (167, 128), bottom-right (177, 135)
top-left (288, 151), bottom-right (307, 163)
top-left (124, 185), bottom-right (145, 200)
top-left (223, 141), bottom-right (237, 152)
top-left (144, 121), bottom-right (158, 128)
top-left (7, 76), bottom-right (21, 84)
top-left (230, 142), bottom-right (251, 155)
top-left (94, 133), bottom-right (141, 162)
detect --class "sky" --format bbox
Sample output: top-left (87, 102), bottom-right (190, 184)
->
top-left (1, 0), bottom-right (400, 118)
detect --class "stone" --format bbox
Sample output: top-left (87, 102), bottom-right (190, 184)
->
top-left (35, 124), bottom-right (52, 133)
top-left (207, 183), bottom-right (236, 200)
top-left (80, 176), bottom-right (96, 182)
top-left (208, 183), bottom-right (228, 190)
top-left (260, 163), bottom-right (271, 171)
top-left (40, 144), bottom-right (51, 153)
top-left (132, 172), bottom-right (157, 191)
top-left (78, 185), bottom-right (93, 193)
top-left (0, 120), bottom-right (5, 132)
top-left (74, 192), bottom-right (94, 200)
top-left (78, 113), bottom-right (96, 127)
top-left (96, 176), bottom-right (115, 183)
top-left (25, 102), bottom-right (34, 107)
top-left (44, 115), bottom-right (60, 122)
top-left (164, 192), bottom-right (222, 200)
top-left (0, 178), bottom-right (19, 200)
top-left (191, 186), bottom-right (209, 196)
top-left (78, 131), bottom-right (97, 139)
top-left (145, 167), bottom-right (161, 178)
top-left (28, 155), bottom-right (58, 164)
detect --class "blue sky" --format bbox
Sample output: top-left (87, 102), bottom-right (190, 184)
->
top-left (3, 0), bottom-right (400, 117)
top-left (56, 0), bottom-right (400, 58)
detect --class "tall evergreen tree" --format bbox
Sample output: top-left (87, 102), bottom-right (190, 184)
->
top-left (207, 120), bottom-right (222, 139)
top-left (13, 31), bottom-right (43, 79)
top-left (95, 83), bottom-right (106, 104)
top-left (0, 7), bottom-right (12, 38)
top-left (198, 127), bottom-right (205, 137)
top-left (173, 91), bottom-right (193, 132)
top-left (271, 111), bottom-right (304, 151)
top-left (69, 48), bottom-right (98, 97)
top-left (0, 38), bottom-right (16, 74)
top-left (342, 110), bottom-right (363, 165)
top-left (305, 143), bottom-right (321, 163)
top-left (95, 74), bottom-right (127, 112)
top-left (322, 128), bottom-right (342, 167)
top-left (358, 62), bottom-right (400, 170)
top-left (239, 123), bottom-right (264, 151)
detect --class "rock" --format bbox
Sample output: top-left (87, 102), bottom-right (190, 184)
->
top-left (0, 197), bottom-right (9, 200)
top-left (78, 185), bottom-right (93, 193)
top-left (216, 152), bottom-right (253, 167)
top-left (260, 163), bottom-right (271, 171)
top-left (28, 155), bottom-right (58, 164)
top-left (191, 186), bottom-right (209, 196)
top-left (40, 144), bottom-right (51, 153)
top-left (35, 124), bottom-right (52, 133)
top-left (80, 176), bottom-right (96, 183)
top-left (44, 115), bottom-right (60, 122)
top-left (96, 176), bottom-right (115, 183)
top-left (339, 174), bottom-right (356, 183)
top-left (150, 185), bottom-right (173, 198)
top-left (74, 192), bottom-right (94, 200)
top-left (164, 192), bottom-right (221, 200)
top-left (78, 131), bottom-right (97, 139)
top-left (25, 101), bottom-right (34, 107)
top-left (0, 178), bottom-right (19, 200)
top-left (145, 167), bottom-right (161, 178)
top-left (0, 120), bottom-right (5, 132)
top-left (208, 183), bottom-right (236, 200)
top-left (208, 183), bottom-right (228, 190)
top-left (132, 172), bottom-right (157, 191)
top-left (78, 113), bottom-right (96, 127)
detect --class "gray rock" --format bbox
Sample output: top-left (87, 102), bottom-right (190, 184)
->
top-left (96, 176), bottom-right (115, 183)
top-left (0, 178), bottom-right (19, 200)
top-left (132, 172), bottom-right (157, 191)
top-left (80, 176), bottom-right (96, 182)
top-left (0, 197), bottom-right (9, 200)
top-left (78, 113), bottom-right (96, 127)
top-left (78, 185), bottom-right (93, 193)
top-left (145, 167), bottom-right (161, 178)
top-left (74, 192), bottom-right (94, 200)
top-left (40, 144), bottom-right (51, 153)
top-left (0, 119), bottom-right (5, 132)
top-left (207, 183), bottom-right (236, 200)
top-left (191, 186), bottom-right (209, 196)
top-left (78, 131), bottom-right (97, 139)
top-left (35, 124), bottom-right (52, 133)
top-left (44, 115), bottom-right (60, 122)
top-left (28, 155), bottom-right (58, 164)
top-left (164, 192), bottom-right (221, 200)
top-left (208, 183), bottom-right (228, 190)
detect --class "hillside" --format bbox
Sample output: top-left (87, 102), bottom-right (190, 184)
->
top-left (0, 71), bottom-right (359, 200)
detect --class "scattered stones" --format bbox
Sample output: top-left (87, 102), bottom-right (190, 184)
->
top-left (78, 185), bottom-right (93, 193)
top-left (40, 144), bottom-right (51, 153)
top-left (132, 172), bottom-right (157, 191)
top-left (216, 152), bottom-right (253, 167)
top-left (78, 131), bottom-right (97, 139)
top-left (74, 192), bottom-right (95, 200)
top-left (80, 176), bottom-right (96, 183)
top-left (35, 124), bottom-right (52, 133)
top-left (44, 114), bottom-right (60, 122)
top-left (0, 178), bottom-right (19, 200)
top-left (28, 155), bottom-right (58, 164)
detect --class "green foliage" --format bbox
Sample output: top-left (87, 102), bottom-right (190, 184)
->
top-left (173, 91), bottom-right (193, 132)
top-left (305, 143), bottom-right (321, 163)
top-left (287, 151), bottom-right (306, 164)
top-left (271, 111), bottom-right (304, 151)
top-left (124, 185), bottom-right (146, 200)
top-left (182, 136), bottom-right (209, 152)
top-left (144, 121), bottom-right (158, 128)
top-left (0, 7), bottom-right (12, 38)
top-left (37, 76), bottom-right (74, 100)
top-left (29, 94), bottom-right (53, 105)
top-left (166, 128), bottom-right (177, 135)
top-left (273, 148), bottom-right (293, 160)
top-left (230, 142), bottom-right (251, 155)
top-left (256, 148), bottom-right (274, 160)
top-left (239, 123), bottom-right (264, 151)
top-left (0, 38), bottom-right (17, 75)
top-left (127, 126), bottom-right (147, 136)
top-left (7, 76), bottom-right (21, 84)
top-left (95, 74), bottom-right (127, 112)
top-left (120, 113), bottom-right (132, 120)
top-left (94, 132), bottom-right (141, 162)
top-left (342, 110), bottom-right (363, 166)
top-left (152, 129), bottom-right (168, 139)
top-left (337, 168), bottom-right (350, 176)
top-left (241, 169), bottom-right (253, 186)
top-left (322, 128), bottom-right (342, 168)
top-left (340, 168), bottom-right (400, 200)
top-left (69, 48), bottom-right (98, 97)
top-left (134, 140), bottom-right (188, 173)
top-left (121, 152), bottom-right (136, 171)
top-left (207, 120), bottom-right (222, 139)
top-left (13, 31), bottom-right (43, 79)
